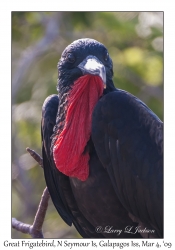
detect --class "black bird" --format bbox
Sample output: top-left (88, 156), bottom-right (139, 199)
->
top-left (41, 38), bottom-right (163, 238)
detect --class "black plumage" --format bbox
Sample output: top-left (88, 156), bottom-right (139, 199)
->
top-left (41, 38), bottom-right (163, 238)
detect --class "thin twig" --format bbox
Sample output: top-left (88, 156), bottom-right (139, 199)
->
top-left (26, 147), bottom-right (43, 167)
top-left (12, 218), bottom-right (32, 234)
top-left (31, 187), bottom-right (50, 238)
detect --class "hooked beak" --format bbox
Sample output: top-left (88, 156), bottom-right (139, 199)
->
top-left (77, 55), bottom-right (106, 88)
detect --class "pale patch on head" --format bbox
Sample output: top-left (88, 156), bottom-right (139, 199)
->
top-left (78, 55), bottom-right (106, 88)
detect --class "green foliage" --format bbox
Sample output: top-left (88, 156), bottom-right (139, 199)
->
top-left (12, 11), bottom-right (163, 238)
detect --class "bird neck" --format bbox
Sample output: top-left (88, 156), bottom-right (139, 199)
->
top-left (104, 79), bottom-right (116, 94)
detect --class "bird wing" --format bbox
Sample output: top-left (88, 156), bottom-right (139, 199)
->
top-left (42, 94), bottom-right (104, 238)
top-left (41, 94), bottom-right (72, 225)
top-left (92, 89), bottom-right (163, 237)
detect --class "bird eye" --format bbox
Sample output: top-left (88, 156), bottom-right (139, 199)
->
top-left (104, 52), bottom-right (109, 61)
top-left (66, 53), bottom-right (75, 63)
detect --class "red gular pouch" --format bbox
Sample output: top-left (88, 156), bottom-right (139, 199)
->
top-left (53, 75), bottom-right (104, 181)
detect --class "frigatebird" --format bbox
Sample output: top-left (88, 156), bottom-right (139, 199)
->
top-left (41, 38), bottom-right (163, 238)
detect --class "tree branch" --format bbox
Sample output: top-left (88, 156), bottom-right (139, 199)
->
top-left (12, 148), bottom-right (50, 238)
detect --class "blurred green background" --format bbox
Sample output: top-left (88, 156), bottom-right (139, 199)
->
top-left (12, 12), bottom-right (163, 238)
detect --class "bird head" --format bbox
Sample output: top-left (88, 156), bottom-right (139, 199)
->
top-left (57, 38), bottom-right (114, 95)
